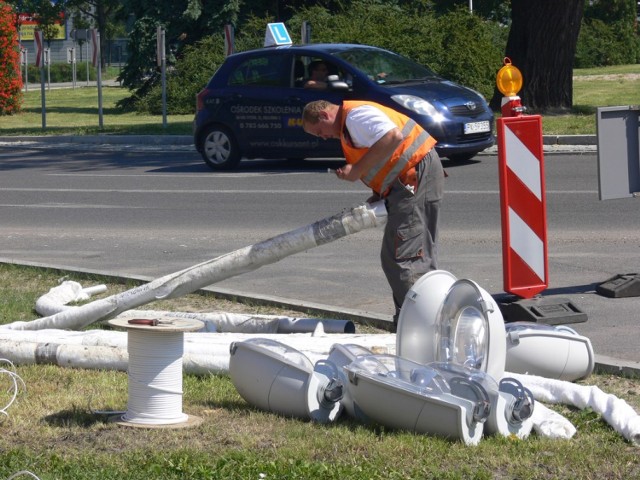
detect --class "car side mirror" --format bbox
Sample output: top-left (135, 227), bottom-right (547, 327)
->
top-left (327, 74), bottom-right (350, 91)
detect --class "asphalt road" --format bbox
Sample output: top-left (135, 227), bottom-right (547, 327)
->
top-left (1, 143), bottom-right (639, 364)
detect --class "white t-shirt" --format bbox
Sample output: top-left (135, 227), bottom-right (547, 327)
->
top-left (345, 105), bottom-right (397, 148)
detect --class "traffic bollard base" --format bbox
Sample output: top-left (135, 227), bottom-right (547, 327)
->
top-left (596, 273), bottom-right (640, 298)
top-left (497, 296), bottom-right (588, 325)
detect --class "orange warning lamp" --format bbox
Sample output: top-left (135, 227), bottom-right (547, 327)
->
top-left (496, 58), bottom-right (523, 97)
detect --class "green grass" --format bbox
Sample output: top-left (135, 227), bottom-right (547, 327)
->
top-left (1, 263), bottom-right (640, 479)
top-left (572, 64), bottom-right (640, 76)
top-left (1, 65), bottom-right (639, 138)
top-left (541, 64), bottom-right (640, 135)
top-left (0, 86), bottom-right (193, 136)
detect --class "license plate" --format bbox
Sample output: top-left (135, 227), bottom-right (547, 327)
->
top-left (464, 120), bottom-right (490, 134)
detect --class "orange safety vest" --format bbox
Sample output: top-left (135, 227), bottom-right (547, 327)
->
top-left (340, 101), bottom-right (437, 196)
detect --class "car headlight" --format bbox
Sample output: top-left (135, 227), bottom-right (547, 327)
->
top-left (391, 94), bottom-right (445, 122)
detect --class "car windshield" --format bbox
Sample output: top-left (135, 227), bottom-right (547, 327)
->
top-left (332, 48), bottom-right (438, 84)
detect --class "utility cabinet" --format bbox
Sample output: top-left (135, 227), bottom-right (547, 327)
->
top-left (596, 105), bottom-right (640, 200)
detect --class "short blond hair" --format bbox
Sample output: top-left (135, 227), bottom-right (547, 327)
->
top-left (302, 100), bottom-right (336, 125)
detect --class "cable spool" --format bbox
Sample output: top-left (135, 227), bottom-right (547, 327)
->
top-left (108, 316), bottom-right (204, 428)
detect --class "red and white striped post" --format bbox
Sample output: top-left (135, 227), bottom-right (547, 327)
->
top-left (224, 24), bottom-right (235, 57)
top-left (34, 30), bottom-right (43, 68)
top-left (496, 58), bottom-right (548, 299)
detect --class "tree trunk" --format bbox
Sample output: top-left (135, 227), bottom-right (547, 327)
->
top-left (490, 0), bottom-right (585, 112)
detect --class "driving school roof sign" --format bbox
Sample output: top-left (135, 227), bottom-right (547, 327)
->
top-left (264, 23), bottom-right (292, 47)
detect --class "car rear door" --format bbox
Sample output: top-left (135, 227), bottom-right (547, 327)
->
top-left (221, 52), bottom-right (300, 158)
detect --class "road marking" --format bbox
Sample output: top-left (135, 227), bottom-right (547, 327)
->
top-left (46, 172), bottom-right (325, 178)
top-left (0, 188), bottom-right (364, 194)
top-left (0, 203), bottom-right (147, 209)
top-left (0, 188), bottom-right (599, 194)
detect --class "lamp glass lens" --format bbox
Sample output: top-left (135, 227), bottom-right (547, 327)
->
top-left (440, 306), bottom-right (488, 370)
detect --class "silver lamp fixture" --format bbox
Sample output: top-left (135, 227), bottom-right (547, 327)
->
top-left (325, 343), bottom-right (375, 422)
top-left (505, 322), bottom-right (595, 381)
top-left (343, 354), bottom-right (486, 445)
top-left (229, 338), bottom-right (343, 423)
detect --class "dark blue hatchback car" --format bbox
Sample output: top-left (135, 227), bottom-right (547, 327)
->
top-left (194, 43), bottom-right (494, 170)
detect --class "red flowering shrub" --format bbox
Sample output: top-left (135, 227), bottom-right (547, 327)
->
top-left (0, 0), bottom-right (23, 115)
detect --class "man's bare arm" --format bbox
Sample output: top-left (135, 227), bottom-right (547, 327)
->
top-left (337, 127), bottom-right (403, 182)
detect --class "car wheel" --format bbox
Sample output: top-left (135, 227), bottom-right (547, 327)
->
top-left (200, 125), bottom-right (241, 171)
top-left (447, 152), bottom-right (477, 163)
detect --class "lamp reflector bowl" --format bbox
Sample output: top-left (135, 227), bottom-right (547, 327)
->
top-left (396, 270), bottom-right (458, 364)
top-left (397, 272), bottom-right (506, 381)
top-left (435, 279), bottom-right (507, 381)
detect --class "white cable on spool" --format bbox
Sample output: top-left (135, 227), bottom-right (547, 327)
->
top-left (124, 329), bottom-right (186, 425)
top-left (108, 315), bottom-right (204, 428)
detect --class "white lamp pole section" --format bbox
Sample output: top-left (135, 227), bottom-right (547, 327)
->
top-left (1, 202), bottom-right (387, 332)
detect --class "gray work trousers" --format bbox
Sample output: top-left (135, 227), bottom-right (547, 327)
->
top-left (379, 149), bottom-right (444, 330)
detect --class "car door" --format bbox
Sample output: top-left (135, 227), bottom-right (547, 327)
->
top-left (221, 52), bottom-right (299, 159)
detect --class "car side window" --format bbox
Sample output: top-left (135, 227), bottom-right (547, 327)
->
top-left (293, 55), bottom-right (345, 89)
top-left (228, 56), bottom-right (288, 87)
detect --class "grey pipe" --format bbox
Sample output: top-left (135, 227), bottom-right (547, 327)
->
top-left (277, 318), bottom-right (356, 334)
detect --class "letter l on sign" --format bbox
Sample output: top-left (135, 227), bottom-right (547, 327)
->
top-left (264, 23), bottom-right (292, 47)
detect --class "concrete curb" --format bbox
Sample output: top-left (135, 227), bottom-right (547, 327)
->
top-left (0, 134), bottom-right (597, 147)
top-left (0, 134), bottom-right (598, 159)
top-left (0, 135), bottom-right (194, 146)
top-left (543, 134), bottom-right (596, 145)
top-left (593, 356), bottom-right (640, 379)
top-left (2, 258), bottom-right (637, 378)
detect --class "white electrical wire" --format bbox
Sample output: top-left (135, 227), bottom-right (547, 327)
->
top-left (1, 358), bottom-right (25, 418)
top-left (6, 471), bottom-right (42, 480)
top-left (122, 330), bottom-right (187, 425)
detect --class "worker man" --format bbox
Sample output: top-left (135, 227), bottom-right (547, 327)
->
top-left (302, 100), bottom-right (444, 331)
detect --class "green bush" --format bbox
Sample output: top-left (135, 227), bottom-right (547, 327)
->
top-left (133, 34), bottom-right (225, 115)
top-left (115, 0), bottom-right (640, 114)
top-left (128, 1), bottom-right (507, 114)
top-left (575, 18), bottom-right (640, 67)
top-left (290, 2), bottom-right (504, 99)
top-left (25, 62), bottom-right (99, 83)
top-left (425, 8), bottom-right (506, 100)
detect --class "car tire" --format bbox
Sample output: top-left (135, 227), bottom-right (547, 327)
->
top-left (447, 152), bottom-right (477, 163)
top-left (200, 125), bottom-right (241, 171)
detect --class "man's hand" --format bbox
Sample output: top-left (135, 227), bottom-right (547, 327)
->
top-left (336, 164), bottom-right (361, 182)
